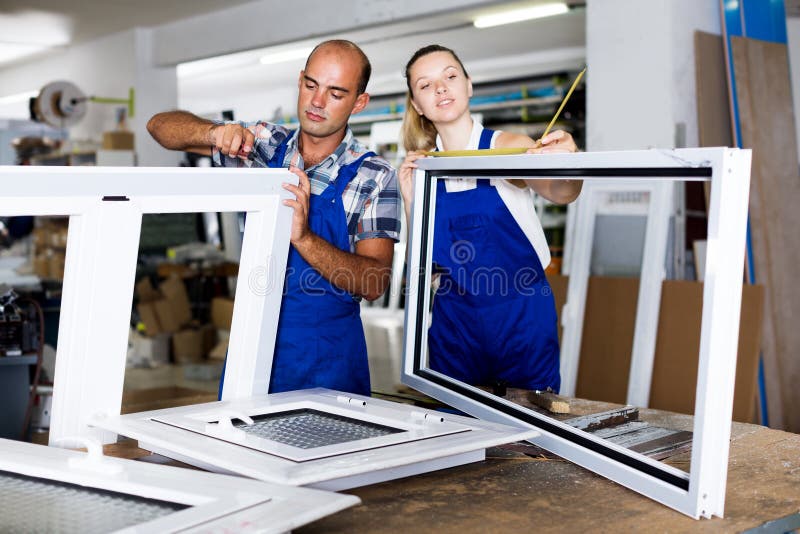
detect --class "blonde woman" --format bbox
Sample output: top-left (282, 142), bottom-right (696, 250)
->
top-left (399, 44), bottom-right (581, 392)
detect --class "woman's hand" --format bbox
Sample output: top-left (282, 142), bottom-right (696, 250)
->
top-left (398, 150), bottom-right (427, 206)
top-left (520, 130), bottom-right (582, 204)
top-left (526, 130), bottom-right (578, 155)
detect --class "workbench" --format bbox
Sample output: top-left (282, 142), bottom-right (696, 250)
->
top-left (299, 419), bottom-right (799, 532)
top-left (101, 413), bottom-right (799, 532)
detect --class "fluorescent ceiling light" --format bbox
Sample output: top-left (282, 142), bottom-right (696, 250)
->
top-left (178, 54), bottom-right (254, 79)
top-left (259, 47), bottom-right (313, 65)
top-left (0, 11), bottom-right (71, 46)
top-left (474, 2), bottom-right (569, 28)
top-left (177, 44), bottom-right (313, 80)
top-left (0, 90), bottom-right (38, 106)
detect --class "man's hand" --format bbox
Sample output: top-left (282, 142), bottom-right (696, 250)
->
top-left (282, 153), bottom-right (313, 246)
top-left (209, 123), bottom-right (256, 159)
top-left (526, 130), bottom-right (578, 155)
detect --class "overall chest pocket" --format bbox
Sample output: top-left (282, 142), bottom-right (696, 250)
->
top-left (447, 213), bottom-right (496, 268)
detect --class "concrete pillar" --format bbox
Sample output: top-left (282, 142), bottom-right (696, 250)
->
top-left (586, 0), bottom-right (720, 151)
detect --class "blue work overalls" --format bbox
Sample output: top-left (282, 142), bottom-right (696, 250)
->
top-left (218, 134), bottom-right (373, 398)
top-left (266, 136), bottom-right (374, 395)
top-left (428, 128), bottom-right (561, 391)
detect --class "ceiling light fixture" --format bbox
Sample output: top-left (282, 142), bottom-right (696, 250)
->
top-left (473, 2), bottom-right (569, 28)
top-left (259, 47), bottom-right (314, 65)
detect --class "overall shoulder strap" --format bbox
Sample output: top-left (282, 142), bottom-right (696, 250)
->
top-left (478, 128), bottom-right (495, 150)
top-left (333, 151), bottom-right (377, 196)
top-left (266, 130), bottom-right (296, 168)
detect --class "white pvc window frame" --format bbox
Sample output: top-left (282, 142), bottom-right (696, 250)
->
top-left (559, 180), bottom-right (674, 404)
top-left (401, 147), bottom-right (752, 519)
top-left (0, 436), bottom-right (359, 532)
top-left (0, 166), bottom-right (297, 448)
top-left (1, 166), bottom-right (537, 492)
top-left (94, 388), bottom-right (537, 490)
top-left (150, 393), bottom-right (469, 462)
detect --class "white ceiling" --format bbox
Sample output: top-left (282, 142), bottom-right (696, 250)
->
top-left (0, 0), bottom-right (254, 68)
top-left (1, 0), bottom-right (587, 104)
top-left (0, 0), bottom-right (254, 46)
top-left (177, 5), bottom-right (587, 99)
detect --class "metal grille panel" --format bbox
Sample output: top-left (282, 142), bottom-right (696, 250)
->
top-left (234, 409), bottom-right (404, 449)
top-left (0, 470), bottom-right (188, 533)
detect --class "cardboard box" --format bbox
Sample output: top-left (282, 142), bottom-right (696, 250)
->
top-left (211, 297), bottom-right (234, 330)
top-left (136, 278), bottom-right (161, 301)
top-left (208, 339), bottom-right (228, 360)
top-left (136, 277), bottom-right (190, 335)
top-left (154, 299), bottom-right (181, 334)
top-left (172, 327), bottom-right (205, 364)
top-left (136, 301), bottom-right (162, 336)
top-left (33, 254), bottom-right (49, 279)
top-left (47, 252), bottom-right (65, 280)
top-left (102, 130), bottom-right (134, 150)
top-left (32, 224), bottom-right (67, 249)
top-left (32, 250), bottom-right (65, 280)
top-left (160, 276), bottom-right (193, 328)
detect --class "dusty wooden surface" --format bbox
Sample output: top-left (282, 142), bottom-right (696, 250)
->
top-left (295, 422), bottom-right (799, 533)
top-left (98, 420), bottom-right (800, 532)
top-left (99, 389), bottom-right (799, 532)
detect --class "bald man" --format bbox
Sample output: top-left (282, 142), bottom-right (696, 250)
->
top-left (147, 40), bottom-right (400, 396)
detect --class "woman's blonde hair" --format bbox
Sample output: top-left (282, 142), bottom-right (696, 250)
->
top-left (402, 44), bottom-right (469, 152)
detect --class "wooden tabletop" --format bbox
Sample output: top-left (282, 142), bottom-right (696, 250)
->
top-left (99, 388), bottom-right (800, 533)
top-left (297, 421), bottom-right (800, 533)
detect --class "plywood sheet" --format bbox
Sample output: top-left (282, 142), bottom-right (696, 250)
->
top-left (574, 276), bottom-right (639, 404)
top-left (553, 276), bottom-right (764, 422)
top-left (731, 36), bottom-right (800, 432)
top-left (695, 31), bottom-right (734, 148)
top-left (648, 281), bottom-right (765, 423)
top-left (695, 30), bottom-right (734, 206)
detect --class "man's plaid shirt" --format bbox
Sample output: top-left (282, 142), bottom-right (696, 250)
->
top-left (212, 121), bottom-right (401, 252)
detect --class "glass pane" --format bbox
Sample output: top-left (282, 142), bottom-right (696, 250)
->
top-left (419, 176), bottom-right (705, 478)
top-left (233, 408), bottom-right (404, 448)
top-left (0, 469), bottom-right (188, 533)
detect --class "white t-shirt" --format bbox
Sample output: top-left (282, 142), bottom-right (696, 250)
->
top-left (435, 119), bottom-right (551, 268)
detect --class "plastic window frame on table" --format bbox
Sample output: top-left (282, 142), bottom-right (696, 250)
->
top-left (401, 147), bottom-right (752, 519)
top-left (0, 166), bottom-right (297, 448)
top-left (0, 437), bottom-right (359, 533)
top-left (149, 394), bottom-right (470, 462)
top-left (94, 388), bottom-right (537, 490)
